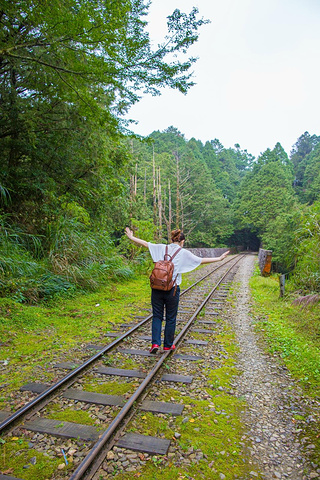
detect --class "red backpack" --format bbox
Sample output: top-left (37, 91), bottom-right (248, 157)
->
top-left (149, 245), bottom-right (181, 293)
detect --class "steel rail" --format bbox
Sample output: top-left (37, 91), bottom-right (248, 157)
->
top-left (69, 255), bottom-right (244, 480)
top-left (0, 254), bottom-right (239, 434)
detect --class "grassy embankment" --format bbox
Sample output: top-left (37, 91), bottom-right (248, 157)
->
top-left (0, 277), bottom-right (151, 398)
top-left (250, 271), bottom-right (320, 397)
top-left (249, 269), bottom-right (320, 464)
top-left (0, 270), bottom-right (258, 480)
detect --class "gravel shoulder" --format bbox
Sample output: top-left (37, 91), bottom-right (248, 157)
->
top-left (230, 254), bottom-right (319, 480)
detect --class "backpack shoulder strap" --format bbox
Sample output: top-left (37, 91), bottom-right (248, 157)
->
top-left (170, 246), bottom-right (182, 261)
top-left (164, 245), bottom-right (182, 261)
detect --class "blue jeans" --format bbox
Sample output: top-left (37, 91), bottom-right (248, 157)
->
top-left (151, 286), bottom-right (180, 348)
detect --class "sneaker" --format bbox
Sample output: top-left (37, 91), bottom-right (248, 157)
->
top-left (149, 344), bottom-right (160, 354)
top-left (163, 344), bottom-right (176, 351)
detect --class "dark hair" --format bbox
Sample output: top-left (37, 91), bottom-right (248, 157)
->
top-left (171, 229), bottom-right (185, 243)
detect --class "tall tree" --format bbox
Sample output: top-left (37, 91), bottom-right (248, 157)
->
top-left (233, 143), bottom-right (296, 236)
top-left (290, 131), bottom-right (320, 200)
top-left (302, 143), bottom-right (320, 204)
top-left (0, 1), bottom-right (208, 235)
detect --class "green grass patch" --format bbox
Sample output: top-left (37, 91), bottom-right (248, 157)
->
top-left (0, 276), bottom-right (150, 401)
top-left (103, 355), bottom-right (142, 370)
top-left (0, 437), bottom-right (65, 479)
top-left (208, 365), bottom-right (240, 389)
top-left (250, 274), bottom-right (320, 397)
top-left (46, 406), bottom-right (97, 426)
top-left (129, 411), bottom-right (175, 438)
top-left (82, 379), bottom-right (135, 396)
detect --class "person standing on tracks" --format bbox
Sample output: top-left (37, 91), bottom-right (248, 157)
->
top-left (125, 227), bottom-right (229, 354)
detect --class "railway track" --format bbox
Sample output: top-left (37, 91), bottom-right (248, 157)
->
top-left (0, 254), bottom-right (244, 480)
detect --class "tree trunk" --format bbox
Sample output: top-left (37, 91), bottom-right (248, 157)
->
top-left (153, 145), bottom-right (157, 227)
top-left (157, 166), bottom-right (162, 239)
top-left (8, 66), bottom-right (19, 172)
top-left (134, 163), bottom-right (137, 197)
top-left (174, 151), bottom-right (181, 228)
top-left (163, 180), bottom-right (172, 241)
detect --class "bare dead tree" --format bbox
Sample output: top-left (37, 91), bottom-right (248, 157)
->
top-left (157, 166), bottom-right (163, 239)
top-left (134, 163), bottom-right (137, 197)
top-left (174, 151), bottom-right (181, 228)
top-left (173, 150), bottom-right (194, 231)
top-left (152, 145), bottom-right (157, 226)
top-left (163, 180), bottom-right (172, 241)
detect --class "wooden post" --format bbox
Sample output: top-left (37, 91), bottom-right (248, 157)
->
top-left (279, 274), bottom-right (285, 297)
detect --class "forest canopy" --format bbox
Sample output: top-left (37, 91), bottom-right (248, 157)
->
top-left (1, 1), bottom-right (319, 302)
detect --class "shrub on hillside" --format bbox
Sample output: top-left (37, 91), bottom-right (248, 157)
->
top-left (0, 215), bottom-right (132, 303)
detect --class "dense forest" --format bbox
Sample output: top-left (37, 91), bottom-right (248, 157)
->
top-left (1, 1), bottom-right (320, 302)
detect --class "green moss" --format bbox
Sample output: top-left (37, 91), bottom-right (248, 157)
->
top-left (46, 407), bottom-right (97, 426)
top-left (0, 438), bottom-right (65, 479)
top-left (115, 392), bottom-right (254, 479)
top-left (124, 394), bottom-right (253, 479)
top-left (190, 331), bottom-right (216, 340)
top-left (103, 355), bottom-right (142, 370)
top-left (82, 379), bottom-right (135, 396)
top-left (129, 411), bottom-right (175, 438)
top-left (208, 365), bottom-right (240, 389)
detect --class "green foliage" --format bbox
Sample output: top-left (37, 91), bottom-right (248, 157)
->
top-left (0, 0), bottom-right (319, 297)
top-left (291, 201), bottom-right (320, 292)
top-left (128, 130), bottom-right (240, 248)
top-left (119, 218), bottom-right (155, 272)
top-left (261, 211), bottom-right (299, 272)
top-left (290, 131), bottom-right (320, 201)
top-left (0, 212), bottom-right (133, 302)
top-left (302, 143), bottom-right (320, 204)
top-left (233, 143), bottom-right (296, 236)
top-left (0, 1), bottom-right (210, 301)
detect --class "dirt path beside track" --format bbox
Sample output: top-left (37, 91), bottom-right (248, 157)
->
top-left (230, 255), bottom-right (319, 480)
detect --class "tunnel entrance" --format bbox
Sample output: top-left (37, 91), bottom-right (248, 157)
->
top-left (227, 229), bottom-right (260, 252)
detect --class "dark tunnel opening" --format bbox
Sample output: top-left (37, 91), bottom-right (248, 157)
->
top-left (227, 229), bottom-right (261, 252)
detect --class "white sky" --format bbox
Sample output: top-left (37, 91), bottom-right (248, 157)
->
top-left (127, 0), bottom-right (320, 158)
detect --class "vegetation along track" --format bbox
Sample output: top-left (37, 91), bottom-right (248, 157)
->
top-left (0, 254), bottom-right (244, 480)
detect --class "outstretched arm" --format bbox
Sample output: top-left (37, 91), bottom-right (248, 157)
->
top-left (200, 250), bottom-right (230, 264)
top-left (125, 227), bottom-right (148, 248)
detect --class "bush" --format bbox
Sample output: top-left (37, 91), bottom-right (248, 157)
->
top-left (261, 211), bottom-right (299, 273)
top-left (0, 214), bottom-right (133, 303)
